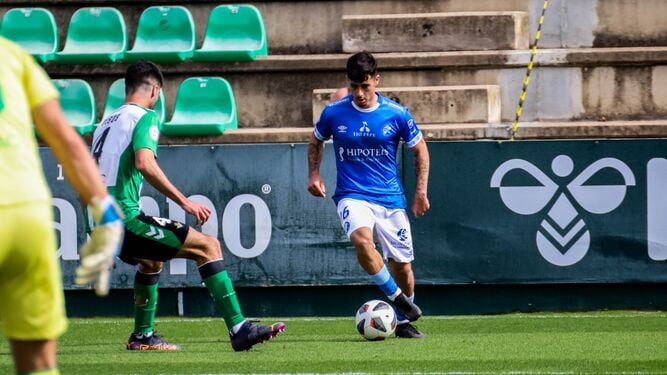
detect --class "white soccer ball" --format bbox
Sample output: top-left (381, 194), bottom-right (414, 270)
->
top-left (355, 299), bottom-right (397, 340)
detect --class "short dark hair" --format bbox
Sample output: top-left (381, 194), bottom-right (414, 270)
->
top-left (346, 52), bottom-right (377, 83)
top-left (125, 60), bottom-right (164, 95)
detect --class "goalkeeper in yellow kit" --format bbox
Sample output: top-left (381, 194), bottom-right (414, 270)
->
top-left (0, 37), bottom-right (124, 374)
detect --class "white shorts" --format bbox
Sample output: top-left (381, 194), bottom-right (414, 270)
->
top-left (337, 198), bottom-right (414, 263)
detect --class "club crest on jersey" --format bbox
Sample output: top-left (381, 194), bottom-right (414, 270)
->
top-left (382, 124), bottom-right (394, 136)
top-left (397, 228), bottom-right (408, 241)
top-left (149, 125), bottom-right (160, 141)
top-left (337, 125), bottom-right (348, 133)
top-left (353, 121), bottom-right (375, 138)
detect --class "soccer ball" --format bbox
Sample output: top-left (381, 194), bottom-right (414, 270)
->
top-left (355, 299), bottom-right (397, 340)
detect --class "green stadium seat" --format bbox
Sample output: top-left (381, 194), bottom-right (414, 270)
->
top-left (55, 7), bottom-right (127, 64)
top-left (163, 77), bottom-right (237, 136)
top-left (124, 6), bottom-right (195, 63)
top-left (52, 79), bottom-right (96, 135)
top-left (102, 78), bottom-right (166, 125)
top-left (0, 8), bottom-right (58, 64)
top-left (193, 4), bottom-right (268, 62)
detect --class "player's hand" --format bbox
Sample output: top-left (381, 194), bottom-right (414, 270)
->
top-left (308, 175), bottom-right (326, 197)
top-left (411, 192), bottom-right (430, 218)
top-left (183, 200), bottom-right (211, 225)
top-left (75, 195), bottom-right (124, 297)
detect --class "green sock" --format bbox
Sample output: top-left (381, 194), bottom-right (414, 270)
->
top-left (133, 272), bottom-right (159, 335)
top-left (202, 269), bottom-right (245, 330)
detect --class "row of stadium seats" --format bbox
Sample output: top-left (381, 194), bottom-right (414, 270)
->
top-left (0, 5), bottom-right (267, 64)
top-left (53, 77), bottom-right (238, 136)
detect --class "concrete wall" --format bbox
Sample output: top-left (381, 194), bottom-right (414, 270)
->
top-left (3, 0), bottom-right (667, 129)
top-left (342, 12), bottom-right (529, 52)
top-left (525, 0), bottom-right (667, 48)
top-left (378, 65), bottom-right (667, 123)
top-left (313, 86), bottom-right (502, 125)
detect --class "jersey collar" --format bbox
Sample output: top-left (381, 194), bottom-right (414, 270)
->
top-left (351, 93), bottom-right (381, 113)
top-left (125, 102), bottom-right (155, 113)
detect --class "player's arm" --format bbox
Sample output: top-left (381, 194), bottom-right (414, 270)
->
top-left (34, 100), bottom-right (108, 203)
top-left (307, 132), bottom-right (326, 197)
top-left (33, 99), bottom-right (123, 296)
top-left (410, 139), bottom-right (430, 217)
top-left (135, 148), bottom-right (211, 224)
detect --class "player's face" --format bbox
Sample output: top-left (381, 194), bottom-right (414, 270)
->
top-left (349, 74), bottom-right (380, 109)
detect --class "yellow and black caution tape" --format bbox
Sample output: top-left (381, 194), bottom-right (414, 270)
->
top-left (510, 0), bottom-right (550, 140)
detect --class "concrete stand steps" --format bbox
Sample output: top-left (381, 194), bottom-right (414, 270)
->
top-left (343, 12), bottom-right (528, 53)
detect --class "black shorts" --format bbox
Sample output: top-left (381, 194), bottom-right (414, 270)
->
top-left (118, 212), bottom-right (190, 265)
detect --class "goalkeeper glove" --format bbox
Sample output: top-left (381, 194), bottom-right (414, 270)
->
top-left (75, 195), bottom-right (124, 296)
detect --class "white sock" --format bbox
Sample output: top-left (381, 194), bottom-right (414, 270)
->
top-left (388, 289), bottom-right (402, 301)
top-left (230, 320), bottom-right (246, 335)
top-left (135, 331), bottom-right (153, 339)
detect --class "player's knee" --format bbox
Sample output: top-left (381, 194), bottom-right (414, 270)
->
top-left (202, 235), bottom-right (222, 260)
top-left (138, 260), bottom-right (163, 274)
top-left (354, 237), bottom-right (376, 254)
top-left (351, 231), bottom-right (375, 250)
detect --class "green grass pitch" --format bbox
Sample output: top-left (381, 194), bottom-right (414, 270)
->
top-left (2, 311), bottom-right (667, 374)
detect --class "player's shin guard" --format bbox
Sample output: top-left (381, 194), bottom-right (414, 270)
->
top-left (133, 271), bottom-right (160, 335)
top-left (370, 265), bottom-right (401, 299)
top-left (199, 260), bottom-right (245, 330)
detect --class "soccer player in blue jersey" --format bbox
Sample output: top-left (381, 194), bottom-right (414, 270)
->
top-left (308, 52), bottom-right (430, 338)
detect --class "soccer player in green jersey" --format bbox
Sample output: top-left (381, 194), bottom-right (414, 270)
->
top-left (92, 60), bottom-right (285, 352)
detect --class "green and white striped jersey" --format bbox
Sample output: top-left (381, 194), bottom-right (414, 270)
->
top-left (91, 103), bottom-right (160, 221)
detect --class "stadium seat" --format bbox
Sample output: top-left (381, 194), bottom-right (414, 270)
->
top-left (0, 8), bottom-right (58, 64)
top-left (124, 6), bottom-right (195, 63)
top-left (102, 78), bottom-right (166, 125)
top-left (52, 79), bottom-right (96, 135)
top-left (193, 4), bottom-right (268, 62)
top-left (55, 7), bottom-right (127, 64)
top-left (163, 77), bottom-right (238, 136)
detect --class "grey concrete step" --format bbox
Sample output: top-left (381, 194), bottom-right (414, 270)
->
top-left (158, 120), bottom-right (667, 145)
top-left (484, 120), bottom-right (667, 140)
top-left (343, 12), bottom-right (528, 53)
top-left (42, 47), bottom-right (667, 75)
top-left (41, 47), bottom-right (667, 129)
top-left (313, 85), bottom-right (501, 125)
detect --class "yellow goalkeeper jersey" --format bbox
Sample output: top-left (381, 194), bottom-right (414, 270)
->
top-left (0, 37), bottom-right (58, 205)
